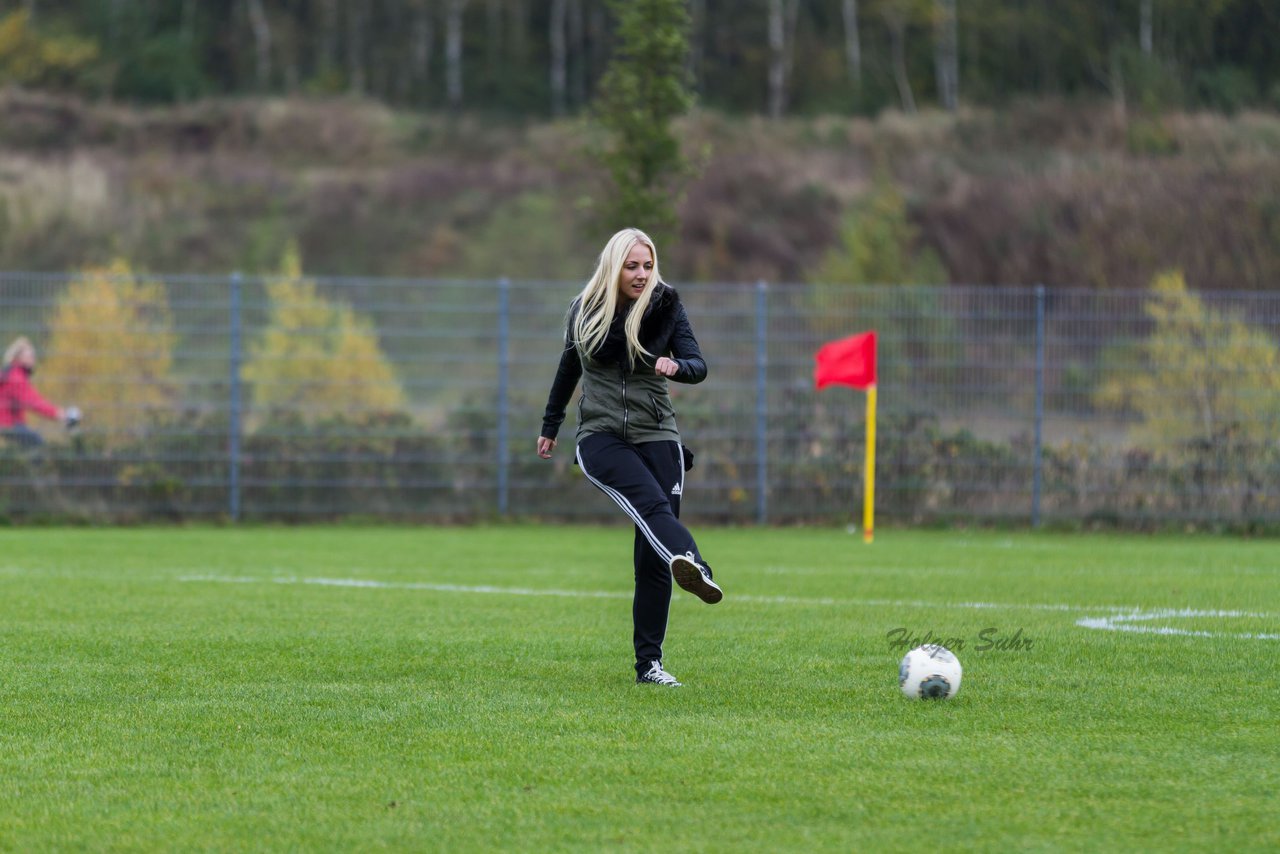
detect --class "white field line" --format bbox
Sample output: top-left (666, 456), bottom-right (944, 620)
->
top-left (1076, 609), bottom-right (1280, 640)
top-left (174, 574), bottom-right (1280, 640)
top-left (177, 573), bottom-right (1138, 611)
top-left (177, 574), bottom-right (633, 599)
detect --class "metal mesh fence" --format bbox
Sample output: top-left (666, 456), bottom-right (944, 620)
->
top-left (2, 272), bottom-right (1277, 527)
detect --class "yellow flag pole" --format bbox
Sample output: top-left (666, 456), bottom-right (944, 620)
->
top-left (863, 384), bottom-right (877, 543)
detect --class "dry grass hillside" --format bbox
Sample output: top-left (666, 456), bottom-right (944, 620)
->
top-left (1, 87), bottom-right (1278, 290)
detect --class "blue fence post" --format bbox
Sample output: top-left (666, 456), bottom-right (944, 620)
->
top-left (756, 280), bottom-right (769, 525)
top-left (497, 277), bottom-right (511, 517)
top-left (228, 271), bottom-right (243, 522)
top-left (1032, 284), bottom-right (1045, 529)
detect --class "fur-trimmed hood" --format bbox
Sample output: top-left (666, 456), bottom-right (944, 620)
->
top-left (580, 284), bottom-right (682, 367)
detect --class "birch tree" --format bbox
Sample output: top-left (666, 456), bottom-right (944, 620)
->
top-left (346, 1), bottom-right (365, 94)
top-left (934, 0), bottom-right (958, 110)
top-left (766, 0), bottom-right (801, 118)
top-left (446, 0), bottom-right (469, 109)
top-left (245, 0), bottom-right (271, 91)
top-left (410, 0), bottom-right (434, 99)
top-left (569, 0), bottom-right (586, 108)
top-left (1140, 0), bottom-right (1152, 56)
top-left (316, 0), bottom-right (337, 74)
top-left (842, 0), bottom-right (862, 87)
top-left (486, 0), bottom-right (503, 88)
top-left (882, 1), bottom-right (917, 113)
top-left (550, 0), bottom-right (567, 115)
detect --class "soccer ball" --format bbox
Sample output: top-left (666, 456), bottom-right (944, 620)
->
top-left (899, 644), bottom-right (963, 700)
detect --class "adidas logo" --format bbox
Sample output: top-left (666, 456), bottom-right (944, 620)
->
top-left (670, 483), bottom-right (682, 496)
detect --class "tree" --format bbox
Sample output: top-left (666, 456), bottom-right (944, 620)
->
top-left (592, 0), bottom-right (695, 247)
top-left (245, 0), bottom-right (272, 91)
top-left (879, 0), bottom-right (919, 113)
top-left (550, 0), bottom-right (567, 115)
top-left (445, 0), bottom-right (470, 109)
top-left (243, 244), bottom-right (406, 426)
top-left (40, 259), bottom-right (176, 447)
top-left (346, 1), bottom-right (366, 95)
top-left (316, 0), bottom-right (338, 75)
top-left (1094, 270), bottom-right (1280, 458)
top-left (842, 0), bottom-right (863, 88)
top-left (0, 1), bottom-right (1274, 119)
top-left (933, 0), bottom-right (958, 110)
top-left (766, 0), bottom-right (801, 118)
top-left (409, 0), bottom-right (434, 101)
top-left (568, 0), bottom-right (587, 108)
top-left (0, 9), bottom-right (99, 91)
top-left (1139, 0), bottom-right (1152, 56)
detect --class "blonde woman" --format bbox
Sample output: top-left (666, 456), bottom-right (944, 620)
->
top-left (1, 337), bottom-right (79, 448)
top-left (537, 228), bottom-right (721, 687)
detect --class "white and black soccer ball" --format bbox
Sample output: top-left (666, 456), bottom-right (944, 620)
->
top-left (899, 644), bottom-right (962, 700)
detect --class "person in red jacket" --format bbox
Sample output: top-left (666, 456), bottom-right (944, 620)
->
top-left (0, 337), bottom-right (79, 448)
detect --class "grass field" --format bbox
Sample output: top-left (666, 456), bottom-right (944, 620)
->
top-left (1, 525), bottom-right (1276, 851)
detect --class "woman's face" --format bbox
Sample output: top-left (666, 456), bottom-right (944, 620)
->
top-left (616, 242), bottom-right (654, 301)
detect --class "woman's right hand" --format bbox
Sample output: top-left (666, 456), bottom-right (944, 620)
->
top-left (537, 436), bottom-right (556, 459)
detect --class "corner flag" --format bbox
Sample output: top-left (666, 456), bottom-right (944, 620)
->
top-left (814, 330), bottom-right (877, 389)
top-left (814, 331), bottom-right (878, 543)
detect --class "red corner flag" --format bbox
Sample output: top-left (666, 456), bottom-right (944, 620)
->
top-left (814, 331), bottom-right (877, 390)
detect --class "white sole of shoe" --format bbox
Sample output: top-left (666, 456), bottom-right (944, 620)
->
top-left (671, 555), bottom-right (723, 604)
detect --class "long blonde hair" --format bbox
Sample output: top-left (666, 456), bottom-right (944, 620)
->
top-left (3, 337), bottom-right (33, 368)
top-left (570, 228), bottom-right (663, 367)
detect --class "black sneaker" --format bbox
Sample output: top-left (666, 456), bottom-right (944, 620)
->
top-left (636, 660), bottom-right (682, 686)
top-left (670, 552), bottom-right (723, 604)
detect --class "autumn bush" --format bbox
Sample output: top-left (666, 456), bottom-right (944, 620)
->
top-left (39, 259), bottom-right (177, 448)
top-left (242, 244), bottom-right (406, 426)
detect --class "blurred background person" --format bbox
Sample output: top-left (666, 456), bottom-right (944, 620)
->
top-left (1, 337), bottom-right (79, 448)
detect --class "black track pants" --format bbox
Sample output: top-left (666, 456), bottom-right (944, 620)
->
top-left (575, 432), bottom-right (702, 674)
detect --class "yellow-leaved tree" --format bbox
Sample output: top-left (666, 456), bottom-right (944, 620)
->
top-left (1094, 270), bottom-right (1280, 457)
top-left (0, 10), bottom-right (99, 89)
top-left (243, 244), bottom-right (405, 424)
top-left (41, 259), bottom-right (176, 445)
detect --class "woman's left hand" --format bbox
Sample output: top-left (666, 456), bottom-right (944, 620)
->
top-left (654, 357), bottom-right (679, 377)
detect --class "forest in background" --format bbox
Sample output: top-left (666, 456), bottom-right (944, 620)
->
top-left (1, 1), bottom-right (1278, 290)
top-left (2, 1), bottom-right (1278, 117)
top-left (2, 1), bottom-right (1279, 527)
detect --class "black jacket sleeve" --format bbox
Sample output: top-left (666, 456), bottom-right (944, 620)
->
top-left (540, 341), bottom-right (583, 440)
top-left (667, 303), bottom-right (707, 384)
